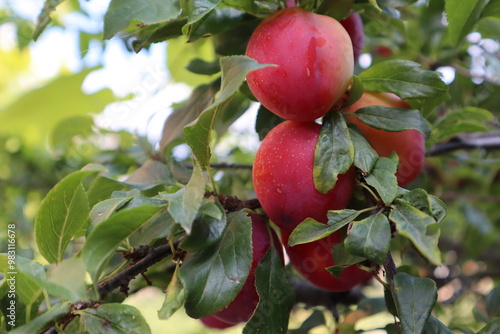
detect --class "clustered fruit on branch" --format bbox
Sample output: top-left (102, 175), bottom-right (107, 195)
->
top-left (200, 6), bottom-right (426, 330)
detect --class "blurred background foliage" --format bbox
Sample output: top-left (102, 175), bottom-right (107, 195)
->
top-left (0, 0), bottom-right (499, 333)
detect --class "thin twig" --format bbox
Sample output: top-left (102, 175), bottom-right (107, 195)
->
top-left (427, 132), bottom-right (500, 156)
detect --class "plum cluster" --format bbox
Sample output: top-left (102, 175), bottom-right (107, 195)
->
top-left (201, 6), bottom-right (425, 330)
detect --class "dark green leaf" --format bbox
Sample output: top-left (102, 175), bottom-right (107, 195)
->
top-left (364, 156), bottom-right (399, 206)
top-left (160, 163), bottom-right (205, 234)
top-left (486, 285), bottom-right (500, 318)
top-left (345, 213), bottom-right (391, 264)
top-left (33, 0), bottom-right (65, 41)
top-left (124, 160), bottom-right (178, 190)
top-left (328, 239), bottom-right (367, 277)
top-left (255, 104), bottom-right (285, 141)
top-left (158, 269), bottom-right (185, 319)
top-left (184, 56), bottom-right (271, 168)
top-left (349, 105), bottom-right (431, 139)
top-left (389, 201), bottom-right (442, 265)
top-left (345, 75), bottom-right (364, 107)
top-left (160, 79), bottom-right (220, 153)
top-left (87, 176), bottom-right (127, 208)
top-left (243, 247), bottom-right (294, 334)
top-left (9, 302), bottom-right (71, 334)
top-left (359, 60), bottom-right (448, 99)
top-left (289, 209), bottom-right (361, 246)
top-left (78, 303), bottom-right (151, 334)
top-left (103, 0), bottom-right (181, 39)
top-left (179, 210), bottom-right (252, 318)
top-left (186, 58), bottom-right (221, 75)
top-left (180, 202), bottom-right (227, 251)
top-left (349, 126), bottom-right (378, 173)
top-left (82, 205), bottom-right (163, 281)
top-left (314, 112), bottom-right (354, 194)
top-left (477, 318), bottom-right (500, 334)
top-left (424, 315), bottom-right (453, 334)
top-left (445, 0), bottom-right (490, 46)
top-left (399, 188), bottom-right (433, 216)
top-left (393, 273), bottom-right (437, 334)
top-left (185, 7), bottom-right (247, 42)
top-left (35, 167), bottom-right (103, 263)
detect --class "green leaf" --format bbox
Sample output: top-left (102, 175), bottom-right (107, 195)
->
top-left (179, 210), bottom-right (252, 318)
top-left (35, 167), bottom-right (103, 263)
top-left (82, 205), bottom-right (163, 282)
top-left (345, 75), bottom-right (364, 107)
top-left (180, 202), bottom-right (227, 251)
top-left (0, 69), bottom-right (115, 149)
top-left (393, 273), bottom-right (437, 334)
top-left (160, 79), bottom-right (220, 153)
top-left (0, 255), bottom-right (45, 306)
top-left (255, 104), bottom-right (285, 141)
top-left (389, 201), bottom-right (442, 265)
top-left (435, 120), bottom-right (489, 140)
top-left (314, 112), bottom-right (354, 194)
top-left (184, 56), bottom-right (271, 168)
top-left (167, 37), bottom-right (217, 87)
top-left (486, 286), bottom-right (500, 318)
top-left (477, 318), bottom-right (500, 334)
top-left (89, 197), bottom-right (133, 230)
top-left (437, 107), bottom-right (494, 124)
top-left (50, 115), bottom-right (94, 155)
top-left (429, 195), bottom-right (447, 223)
top-left (445, 0), bottom-right (490, 46)
top-left (398, 188), bottom-right (433, 216)
top-left (87, 176), bottom-right (127, 208)
top-left (161, 163), bottom-right (206, 234)
top-left (158, 269), bottom-right (185, 319)
top-left (103, 0), bottom-right (181, 39)
top-left (424, 315), bottom-right (453, 334)
top-left (186, 58), bottom-right (221, 75)
top-left (359, 60), bottom-right (448, 99)
top-left (288, 209), bottom-right (361, 246)
top-left (33, 0), bottom-right (65, 41)
top-left (364, 156), bottom-right (399, 206)
top-left (78, 303), bottom-right (151, 334)
top-left (124, 160), bottom-right (178, 190)
top-left (19, 257), bottom-right (88, 303)
top-left (348, 105), bottom-right (431, 139)
top-left (330, 242), bottom-right (366, 268)
top-left (344, 213), bottom-right (391, 264)
top-left (9, 302), bottom-right (71, 334)
top-left (349, 126), bottom-right (378, 174)
top-left (243, 247), bottom-right (294, 334)
top-left (185, 7), bottom-right (247, 43)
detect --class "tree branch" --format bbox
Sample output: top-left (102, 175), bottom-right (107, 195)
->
top-left (427, 132), bottom-right (500, 156)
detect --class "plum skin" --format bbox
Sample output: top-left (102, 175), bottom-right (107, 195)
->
top-left (199, 316), bottom-right (234, 329)
top-left (246, 8), bottom-right (354, 122)
top-left (344, 92), bottom-right (426, 187)
top-left (281, 229), bottom-right (372, 292)
top-left (253, 120), bottom-right (355, 231)
top-left (212, 214), bottom-right (283, 325)
top-left (340, 13), bottom-right (365, 64)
